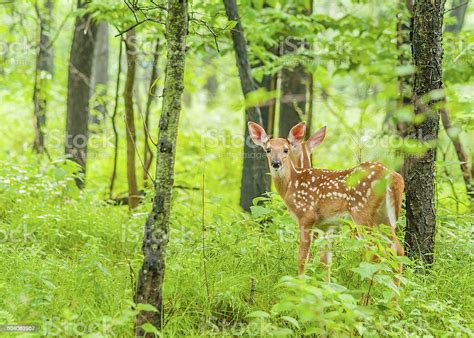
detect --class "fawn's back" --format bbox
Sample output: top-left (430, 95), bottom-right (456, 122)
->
top-left (285, 161), bottom-right (403, 228)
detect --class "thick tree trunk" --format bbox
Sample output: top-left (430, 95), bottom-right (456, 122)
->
top-left (143, 39), bottom-right (160, 187)
top-left (124, 29), bottom-right (139, 209)
top-left (134, 0), bottom-right (188, 334)
top-left (253, 2), bottom-right (276, 135)
top-left (259, 73), bottom-right (277, 135)
top-left (278, 2), bottom-right (312, 138)
top-left (65, 0), bottom-right (98, 188)
top-left (223, 0), bottom-right (270, 211)
top-left (403, 0), bottom-right (445, 265)
top-left (32, 0), bottom-right (54, 153)
top-left (279, 55), bottom-right (311, 136)
top-left (278, 39), bottom-right (307, 137)
top-left (90, 20), bottom-right (109, 125)
top-left (445, 0), bottom-right (469, 34)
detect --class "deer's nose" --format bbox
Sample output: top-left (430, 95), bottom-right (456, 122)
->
top-left (271, 160), bottom-right (282, 169)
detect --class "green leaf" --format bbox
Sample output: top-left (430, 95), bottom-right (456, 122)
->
top-left (396, 64), bottom-right (415, 76)
top-left (372, 177), bottom-right (388, 197)
top-left (281, 315), bottom-right (300, 328)
top-left (136, 303), bottom-right (159, 312)
top-left (141, 323), bottom-right (160, 336)
top-left (250, 205), bottom-right (271, 219)
top-left (351, 262), bottom-right (380, 280)
top-left (345, 169), bottom-right (369, 188)
top-left (427, 89), bottom-right (445, 101)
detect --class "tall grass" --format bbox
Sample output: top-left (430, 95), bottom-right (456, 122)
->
top-left (0, 153), bottom-right (472, 336)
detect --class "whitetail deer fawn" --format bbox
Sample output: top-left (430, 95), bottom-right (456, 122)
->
top-left (248, 121), bottom-right (405, 283)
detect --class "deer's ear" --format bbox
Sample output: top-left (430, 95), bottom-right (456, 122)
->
top-left (307, 126), bottom-right (327, 150)
top-left (248, 121), bottom-right (269, 146)
top-left (288, 122), bottom-right (306, 144)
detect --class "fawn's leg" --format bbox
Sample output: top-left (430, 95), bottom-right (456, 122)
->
top-left (353, 215), bottom-right (404, 304)
top-left (351, 213), bottom-right (380, 263)
top-left (298, 223), bottom-right (313, 275)
top-left (375, 212), bottom-right (405, 286)
top-left (319, 229), bottom-right (333, 282)
top-left (387, 222), bottom-right (405, 287)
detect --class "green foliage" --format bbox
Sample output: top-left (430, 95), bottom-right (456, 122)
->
top-left (0, 164), bottom-right (472, 336)
top-left (0, 0), bottom-right (473, 336)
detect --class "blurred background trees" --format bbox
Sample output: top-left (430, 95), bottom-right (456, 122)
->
top-left (32, 0), bottom-right (54, 153)
top-left (64, 0), bottom-right (97, 188)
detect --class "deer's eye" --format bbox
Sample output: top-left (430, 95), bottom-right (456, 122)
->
top-left (283, 148), bottom-right (289, 154)
top-left (266, 149), bottom-right (271, 154)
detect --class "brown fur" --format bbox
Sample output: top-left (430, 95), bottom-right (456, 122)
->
top-left (248, 121), bottom-right (405, 280)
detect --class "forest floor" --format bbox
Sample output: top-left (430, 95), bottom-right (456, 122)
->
top-left (0, 142), bottom-right (473, 336)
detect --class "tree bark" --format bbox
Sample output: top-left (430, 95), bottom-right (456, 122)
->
top-left (124, 29), bottom-right (139, 209)
top-left (279, 39), bottom-right (311, 137)
top-left (134, 0), bottom-right (188, 334)
top-left (445, 0), bottom-right (469, 34)
top-left (223, 0), bottom-right (270, 211)
top-left (403, 0), bottom-right (445, 265)
top-left (259, 73), bottom-right (277, 135)
top-left (109, 39), bottom-right (123, 200)
top-left (65, 0), bottom-right (98, 188)
top-left (143, 38), bottom-right (160, 187)
top-left (395, 0), bottom-right (414, 138)
top-left (252, 2), bottom-right (277, 135)
top-left (32, 0), bottom-right (54, 153)
top-left (278, 2), bottom-right (313, 138)
top-left (90, 20), bottom-right (109, 125)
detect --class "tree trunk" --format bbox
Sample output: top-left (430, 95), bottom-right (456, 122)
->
top-left (204, 53), bottom-right (218, 105)
top-left (403, 0), bottom-right (445, 265)
top-left (205, 74), bottom-right (218, 105)
top-left (253, 1), bottom-right (277, 135)
top-left (134, 0), bottom-right (188, 334)
top-left (395, 0), bottom-right (414, 139)
top-left (223, 0), bottom-right (270, 211)
top-left (90, 20), bottom-right (109, 125)
top-left (65, 0), bottom-right (98, 188)
top-left (445, 0), bottom-right (469, 34)
top-left (32, 0), bottom-right (54, 153)
top-left (143, 38), bottom-right (160, 187)
top-left (440, 107), bottom-right (473, 200)
top-left (278, 40), bottom-right (308, 137)
top-left (109, 39), bottom-right (123, 200)
top-left (259, 73), bottom-right (277, 135)
top-left (124, 29), bottom-right (139, 209)
top-left (433, 0), bottom-right (472, 200)
top-left (278, 2), bottom-right (312, 137)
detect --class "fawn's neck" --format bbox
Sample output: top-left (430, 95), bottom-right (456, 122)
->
top-left (301, 142), bottom-right (312, 169)
top-left (272, 161), bottom-right (298, 198)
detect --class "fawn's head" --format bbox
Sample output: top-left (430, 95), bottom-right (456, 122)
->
top-left (248, 122), bottom-right (327, 175)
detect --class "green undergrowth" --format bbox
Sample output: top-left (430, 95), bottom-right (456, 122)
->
top-left (0, 158), bottom-right (472, 337)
